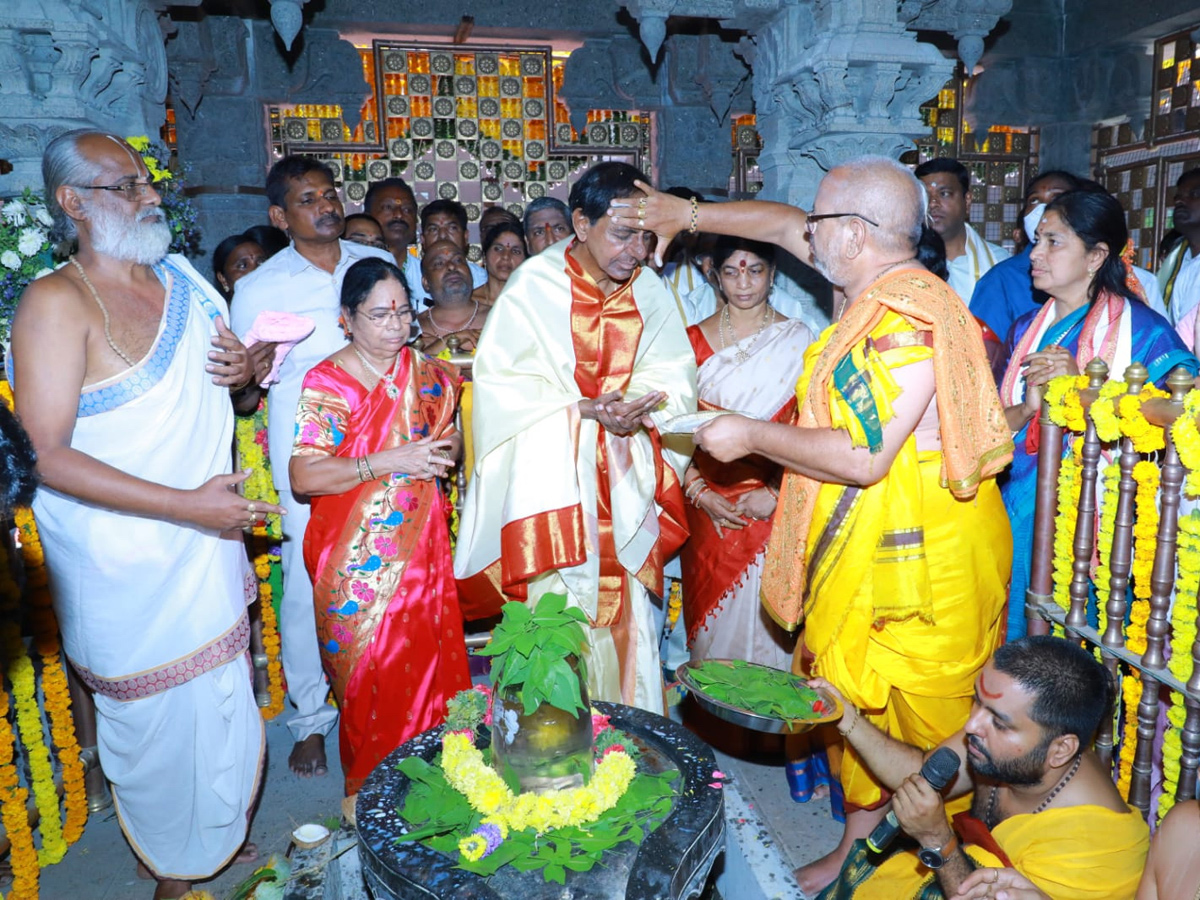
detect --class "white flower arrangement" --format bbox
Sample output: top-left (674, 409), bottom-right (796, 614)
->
top-left (1, 189), bottom-right (55, 346)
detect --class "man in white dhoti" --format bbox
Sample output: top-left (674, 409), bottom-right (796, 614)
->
top-left (10, 130), bottom-right (279, 900)
top-left (454, 161), bottom-right (697, 714)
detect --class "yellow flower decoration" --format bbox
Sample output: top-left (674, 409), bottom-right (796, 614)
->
top-left (123, 134), bottom-right (173, 183)
top-left (1044, 374), bottom-right (1088, 432)
top-left (1170, 389), bottom-right (1200, 497)
top-left (1089, 380), bottom-right (1125, 444)
top-left (1050, 440), bottom-right (1083, 631)
top-left (1093, 462), bottom-right (1120, 643)
top-left (1117, 384), bottom-right (1169, 454)
top-left (440, 732), bottom-right (636, 838)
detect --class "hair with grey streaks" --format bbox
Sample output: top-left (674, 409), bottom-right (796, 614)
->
top-left (830, 155), bottom-right (927, 255)
top-left (42, 128), bottom-right (112, 244)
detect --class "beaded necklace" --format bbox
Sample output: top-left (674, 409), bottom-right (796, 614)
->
top-left (985, 752), bottom-right (1082, 828)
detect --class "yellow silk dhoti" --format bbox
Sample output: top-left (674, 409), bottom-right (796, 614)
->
top-left (800, 451), bottom-right (1009, 810)
top-left (820, 804), bottom-right (1148, 900)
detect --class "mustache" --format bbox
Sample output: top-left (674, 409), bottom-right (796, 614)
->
top-left (318, 213), bottom-right (343, 227)
top-left (136, 209), bottom-right (165, 224)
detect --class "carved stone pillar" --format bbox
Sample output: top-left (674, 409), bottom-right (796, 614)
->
top-left (0, 0), bottom-right (170, 193)
top-left (619, 0), bottom-right (1011, 208)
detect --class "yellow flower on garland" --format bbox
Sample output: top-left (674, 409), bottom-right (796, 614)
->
top-left (1116, 671), bottom-right (1142, 800)
top-left (1093, 462), bottom-right (1121, 644)
top-left (1172, 389), bottom-right (1200, 497)
top-left (1117, 384), bottom-right (1169, 453)
top-left (124, 135), bottom-right (173, 183)
top-left (1130, 460), bottom-right (1160, 606)
top-left (1050, 440), bottom-right (1083, 634)
top-left (0, 581), bottom-right (40, 900)
top-left (440, 732), bottom-right (636, 837)
top-left (1044, 374), bottom-right (1088, 433)
top-left (1089, 381), bottom-right (1125, 444)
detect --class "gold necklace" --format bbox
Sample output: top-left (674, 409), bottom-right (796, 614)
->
top-left (69, 256), bottom-right (137, 368)
top-left (719, 302), bottom-right (774, 365)
top-left (352, 344), bottom-right (400, 399)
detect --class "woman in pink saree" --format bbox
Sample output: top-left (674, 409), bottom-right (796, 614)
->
top-left (290, 257), bottom-right (470, 796)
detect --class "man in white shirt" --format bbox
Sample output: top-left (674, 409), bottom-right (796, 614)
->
top-left (916, 158), bottom-right (1010, 304)
top-left (1159, 168), bottom-right (1200, 332)
top-left (232, 156), bottom-right (391, 779)
top-left (363, 177), bottom-right (431, 312)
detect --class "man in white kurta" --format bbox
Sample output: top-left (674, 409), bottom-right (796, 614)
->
top-left (455, 162), bottom-right (697, 714)
top-left (11, 131), bottom-right (273, 896)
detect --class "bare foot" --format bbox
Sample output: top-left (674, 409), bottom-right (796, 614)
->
top-left (793, 847), bottom-right (850, 895)
top-left (289, 733), bottom-right (328, 778)
top-left (811, 784), bottom-right (830, 801)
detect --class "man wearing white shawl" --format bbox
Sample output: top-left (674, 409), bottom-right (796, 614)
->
top-left (10, 130), bottom-right (279, 899)
top-left (455, 162), bottom-right (697, 714)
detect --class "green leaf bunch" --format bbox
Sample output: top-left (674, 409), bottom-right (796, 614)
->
top-left (475, 594), bottom-right (589, 716)
top-left (396, 752), bottom-right (678, 884)
top-left (688, 659), bottom-right (825, 719)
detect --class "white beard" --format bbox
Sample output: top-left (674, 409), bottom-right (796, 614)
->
top-left (86, 203), bottom-right (173, 265)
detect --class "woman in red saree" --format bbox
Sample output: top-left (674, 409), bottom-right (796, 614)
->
top-left (290, 257), bottom-right (471, 797)
top-left (680, 237), bottom-right (814, 667)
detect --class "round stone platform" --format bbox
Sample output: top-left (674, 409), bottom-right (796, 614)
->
top-left (356, 700), bottom-right (725, 899)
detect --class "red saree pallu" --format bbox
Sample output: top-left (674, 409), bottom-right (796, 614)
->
top-left (297, 347), bottom-right (471, 795)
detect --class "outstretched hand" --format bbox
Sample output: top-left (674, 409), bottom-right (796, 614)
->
top-left (607, 180), bottom-right (691, 266)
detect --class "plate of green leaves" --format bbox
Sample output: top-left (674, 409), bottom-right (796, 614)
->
top-left (675, 658), bottom-right (842, 734)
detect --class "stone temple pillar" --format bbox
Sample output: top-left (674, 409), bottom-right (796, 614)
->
top-left (0, 0), bottom-right (171, 194)
top-left (619, 0), bottom-right (1012, 209)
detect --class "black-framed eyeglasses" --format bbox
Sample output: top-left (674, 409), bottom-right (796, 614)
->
top-left (72, 179), bottom-right (158, 202)
top-left (804, 211), bottom-right (881, 233)
top-left (357, 309), bottom-right (416, 326)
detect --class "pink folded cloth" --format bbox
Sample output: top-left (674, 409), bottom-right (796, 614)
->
top-left (239, 311), bottom-right (316, 387)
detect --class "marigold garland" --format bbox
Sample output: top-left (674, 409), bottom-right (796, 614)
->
top-left (1162, 512), bottom-right (1200, 820)
top-left (1089, 380), bottom-right (1126, 444)
top-left (1116, 671), bottom-right (1142, 800)
top-left (1050, 440), bottom-right (1083, 636)
top-left (1130, 461), bottom-right (1160, 605)
top-left (0, 578), bottom-right (39, 899)
top-left (1118, 384), bottom-right (1169, 454)
top-left (441, 730), bottom-right (636, 836)
top-left (236, 401), bottom-right (286, 719)
top-left (1093, 462), bottom-right (1121, 643)
top-left (1171, 390), bottom-right (1200, 497)
top-left (1044, 374), bottom-right (1089, 433)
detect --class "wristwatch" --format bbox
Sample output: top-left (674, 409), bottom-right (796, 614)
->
top-left (918, 833), bottom-right (960, 870)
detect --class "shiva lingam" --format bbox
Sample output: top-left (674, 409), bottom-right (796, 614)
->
top-left (477, 594), bottom-right (596, 793)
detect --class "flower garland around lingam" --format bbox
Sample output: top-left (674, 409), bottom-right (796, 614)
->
top-left (235, 400), bottom-right (286, 719)
top-left (0, 381), bottom-right (88, 895)
top-left (395, 598), bottom-right (677, 884)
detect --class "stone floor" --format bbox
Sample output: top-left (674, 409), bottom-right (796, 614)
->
top-left (31, 695), bottom-right (844, 900)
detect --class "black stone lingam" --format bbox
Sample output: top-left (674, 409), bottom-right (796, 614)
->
top-left (356, 701), bottom-right (725, 900)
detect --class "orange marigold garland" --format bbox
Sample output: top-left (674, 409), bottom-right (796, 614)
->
top-left (236, 401), bottom-right (286, 719)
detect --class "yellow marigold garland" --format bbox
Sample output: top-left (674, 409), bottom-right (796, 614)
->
top-left (1162, 512), bottom-right (1200, 821)
top-left (1130, 461), bottom-right (1160, 604)
top-left (235, 402), bottom-right (286, 720)
top-left (1044, 374), bottom-right (1088, 433)
top-left (1089, 381), bottom-right (1126, 444)
top-left (1093, 462), bottom-right (1121, 643)
top-left (1050, 439), bottom-right (1083, 636)
top-left (1116, 671), bottom-right (1142, 800)
top-left (0, 569), bottom-right (39, 899)
top-left (1118, 384), bottom-right (1169, 454)
top-left (441, 731), bottom-right (636, 837)
top-left (1172, 389), bottom-right (1200, 497)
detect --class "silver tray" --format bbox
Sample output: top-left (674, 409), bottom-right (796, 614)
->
top-left (675, 658), bottom-right (843, 735)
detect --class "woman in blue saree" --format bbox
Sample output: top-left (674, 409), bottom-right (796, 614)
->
top-left (999, 190), bottom-right (1198, 641)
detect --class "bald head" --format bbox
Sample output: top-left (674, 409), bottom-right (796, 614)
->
top-left (825, 156), bottom-right (926, 256)
top-left (43, 129), bottom-right (144, 242)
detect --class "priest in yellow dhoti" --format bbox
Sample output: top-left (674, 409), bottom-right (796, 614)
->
top-left (609, 155), bottom-right (1013, 892)
top-left (809, 637), bottom-right (1148, 900)
top-left (454, 161), bottom-right (696, 714)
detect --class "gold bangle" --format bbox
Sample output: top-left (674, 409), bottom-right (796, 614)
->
top-left (688, 196), bottom-right (700, 235)
top-left (362, 455), bottom-right (377, 480)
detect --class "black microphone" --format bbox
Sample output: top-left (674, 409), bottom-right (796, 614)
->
top-left (866, 746), bottom-right (961, 853)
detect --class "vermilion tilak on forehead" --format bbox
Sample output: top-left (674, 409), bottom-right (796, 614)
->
top-left (738, 258), bottom-right (748, 271)
top-left (979, 671), bottom-right (1003, 700)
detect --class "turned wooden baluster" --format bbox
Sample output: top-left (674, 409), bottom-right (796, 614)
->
top-left (1178, 385), bottom-right (1200, 805)
top-left (1068, 361), bottom-right (1108, 631)
top-left (1028, 394), bottom-right (1067, 637)
top-left (1094, 362), bottom-right (1135, 766)
top-left (1128, 366), bottom-right (1188, 815)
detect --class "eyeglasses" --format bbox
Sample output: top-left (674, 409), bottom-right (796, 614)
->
top-left (804, 212), bottom-right (881, 233)
top-left (72, 179), bottom-right (158, 201)
top-left (357, 309), bottom-right (415, 326)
